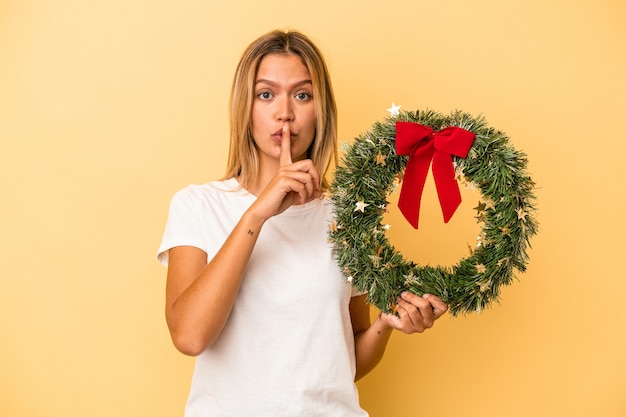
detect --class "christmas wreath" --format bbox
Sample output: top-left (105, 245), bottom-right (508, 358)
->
top-left (329, 107), bottom-right (538, 316)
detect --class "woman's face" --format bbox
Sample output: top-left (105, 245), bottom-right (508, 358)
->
top-left (251, 53), bottom-right (316, 166)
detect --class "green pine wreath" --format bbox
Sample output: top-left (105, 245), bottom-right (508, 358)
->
top-left (329, 109), bottom-right (538, 316)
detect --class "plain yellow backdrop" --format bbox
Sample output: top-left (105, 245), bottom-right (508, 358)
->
top-left (1, 0), bottom-right (625, 416)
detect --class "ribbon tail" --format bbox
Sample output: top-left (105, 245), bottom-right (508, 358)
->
top-left (398, 142), bottom-right (433, 229)
top-left (432, 152), bottom-right (462, 223)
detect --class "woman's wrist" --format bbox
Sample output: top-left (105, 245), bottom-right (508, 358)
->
top-left (240, 207), bottom-right (267, 236)
top-left (373, 313), bottom-right (394, 336)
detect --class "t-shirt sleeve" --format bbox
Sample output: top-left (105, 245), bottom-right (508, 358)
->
top-left (157, 188), bottom-right (206, 266)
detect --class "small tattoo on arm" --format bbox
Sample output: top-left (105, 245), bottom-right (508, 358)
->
top-left (247, 230), bottom-right (254, 236)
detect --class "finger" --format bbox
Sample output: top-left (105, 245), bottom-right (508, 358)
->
top-left (289, 166), bottom-right (314, 197)
top-left (278, 170), bottom-right (316, 204)
top-left (392, 304), bottom-right (425, 334)
top-left (308, 163), bottom-right (321, 192)
top-left (400, 291), bottom-right (433, 314)
top-left (383, 306), bottom-right (424, 334)
top-left (398, 306), bottom-right (428, 332)
top-left (398, 292), bottom-right (434, 329)
top-left (279, 122), bottom-right (292, 167)
top-left (290, 177), bottom-right (310, 205)
top-left (301, 175), bottom-right (314, 202)
top-left (423, 294), bottom-right (449, 318)
top-left (287, 160), bottom-right (322, 195)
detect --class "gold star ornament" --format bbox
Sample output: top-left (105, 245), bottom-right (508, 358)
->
top-left (354, 200), bottom-right (369, 212)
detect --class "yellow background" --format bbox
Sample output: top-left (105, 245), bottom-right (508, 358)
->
top-left (1, 0), bottom-right (625, 416)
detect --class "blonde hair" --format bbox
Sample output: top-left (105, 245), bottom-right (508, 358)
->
top-left (223, 30), bottom-right (338, 191)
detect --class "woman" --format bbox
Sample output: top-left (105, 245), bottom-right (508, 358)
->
top-left (158, 29), bottom-right (448, 416)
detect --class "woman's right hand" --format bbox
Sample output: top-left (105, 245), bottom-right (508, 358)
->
top-left (250, 123), bottom-right (321, 220)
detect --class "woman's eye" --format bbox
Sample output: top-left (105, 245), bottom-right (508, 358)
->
top-left (296, 92), bottom-right (312, 101)
top-left (257, 91), bottom-right (273, 100)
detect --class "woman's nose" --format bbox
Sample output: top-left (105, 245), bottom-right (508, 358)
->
top-left (276, 96), bottom-right (294, 121)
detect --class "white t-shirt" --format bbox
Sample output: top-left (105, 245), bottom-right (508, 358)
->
top-left (158, 179), bottom-right (368, 417)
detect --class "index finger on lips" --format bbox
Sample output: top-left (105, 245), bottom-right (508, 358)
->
top-left (279, 122), bottom-right (292, 167)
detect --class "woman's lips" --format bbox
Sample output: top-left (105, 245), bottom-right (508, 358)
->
top-left (272, 129), bottom-right (296, 142)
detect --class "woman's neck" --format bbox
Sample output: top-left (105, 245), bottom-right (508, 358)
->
top-left (240, 159), bottom-right (280, 196)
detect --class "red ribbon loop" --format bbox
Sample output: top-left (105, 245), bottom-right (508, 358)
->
top-left (395, 121), bottom-right (476, 229)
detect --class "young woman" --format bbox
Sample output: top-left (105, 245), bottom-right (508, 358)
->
top-left (158, 29), bottom-right (448, 416)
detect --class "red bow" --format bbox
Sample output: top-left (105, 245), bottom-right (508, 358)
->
top-left (395, 121), bottom-right (475, 229)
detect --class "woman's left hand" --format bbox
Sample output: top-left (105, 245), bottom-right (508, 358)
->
top-left (380, 292), bottom-right (448, 334)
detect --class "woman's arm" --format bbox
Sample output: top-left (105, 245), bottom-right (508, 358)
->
top-left (165, 123), bottom-right (322, 356)
top-left (350, 294), bottom-right (393, 381)
top-left (165, 210), bottom-right (265, 356)
top-left (351, 292), bottom-right (448, 381)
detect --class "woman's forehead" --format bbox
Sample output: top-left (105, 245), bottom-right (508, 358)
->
top-left (255, 54), bottom-right (311, 84)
